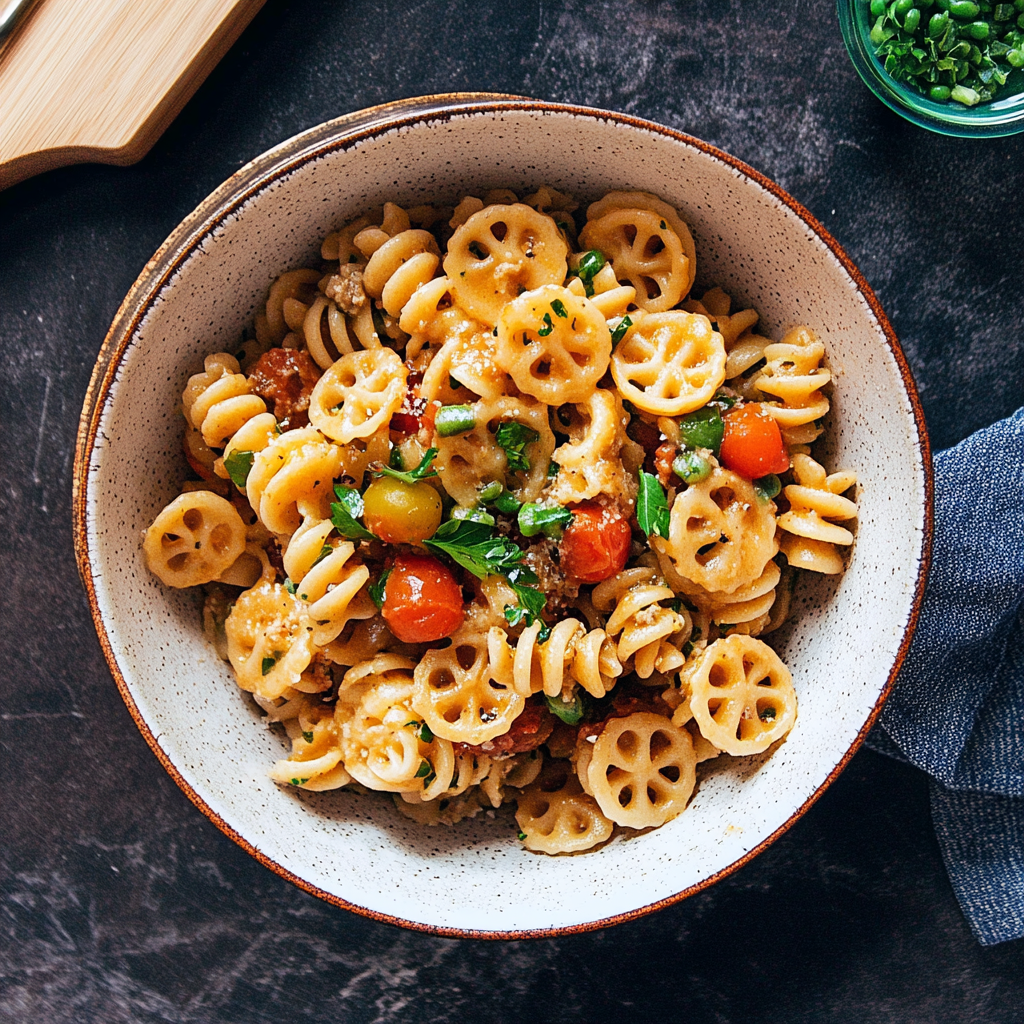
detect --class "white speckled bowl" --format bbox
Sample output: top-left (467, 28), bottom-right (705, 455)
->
top-left (74, 95), bottom-right (932, 938)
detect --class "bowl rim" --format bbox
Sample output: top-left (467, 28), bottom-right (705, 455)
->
top-left (72, 93), bottom-right (935, 940)
top-left (837, 0), bottom-right (1024, 138)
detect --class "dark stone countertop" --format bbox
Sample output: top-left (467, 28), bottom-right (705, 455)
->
top-left (2, 1), bottom-right (1022, 1020)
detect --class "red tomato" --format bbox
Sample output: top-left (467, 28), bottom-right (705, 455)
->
top-left (381, 554), bottom-right (464, 643)
top-left (560, 502), bottom-right (632, 584)
top-left (719, 403), bottom-right (790, 479)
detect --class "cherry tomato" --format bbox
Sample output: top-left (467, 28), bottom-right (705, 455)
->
top-left (362, 476), bottom-right (442, 544)
top-left (559, 501), bottom-right (632, 584)
top-left (381, 553), bottom-right (464, 643)
top-left (718, 403), bottom-right (790, 479)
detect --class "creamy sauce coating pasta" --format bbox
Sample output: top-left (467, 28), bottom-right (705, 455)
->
top-left (142, 189), bottom-right (858, 853)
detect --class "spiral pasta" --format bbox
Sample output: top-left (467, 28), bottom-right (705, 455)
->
top-left (142, 184), bottom-right (857, 855)
top-left (777, 454), bottom-right (857, 574)
top-left (756, 325), bottom-right (832, 449)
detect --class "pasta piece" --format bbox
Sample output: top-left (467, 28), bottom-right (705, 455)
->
top-left (684, 634), bottom-right (797, 756)
top-left (516, 764), bottom-right (613, 854)
top-left (308, 348), bottom-right (407, 444)
top-left (182, 353), bottom-right (279, 466)
top-left (433, 394), bottom-right (555, 506)
top-left (548, 388), bottom-right (644, 510)
top-left (392, 786), bottom-right (489, 826)
top-left (418, 318), bottom-right (513, 402)
top-left (411, 628), bottom-right (525, 745)
top-left (492, 619), bottom-right (623, 700)
top-left (341, 657), bottom-right (456, 798)
top-left (225, 579), bottom-right (316, 699)
top-left (584, 190), bottom-right (697, 298)
top-left (610, 311), bottom-right (726, 416)
top-left (703, 560), bottom-right (781, 637)
top-left (269, 703), bottom-right (350, 792)
top-left (777, 454), bottom-right (857, 575)
top-left (495, 284), bottom-right (611, 404)
top-left (756, 325), bottom-right (832, 448)
top-left (283, 517), bottom-right (375, 645)
top-left (479, 749), bottom-right (544, 808)
top-left (684, 286), bottom-right (761, 348)
top-left (659, 467), bottom-right (778, 595)
top-left (245, 427), bottom-right (343, 536)
top-left (592, 567), bottom-right (691, 679)
top-left (362, 228), bottom-right (442, 318)
top-left (586, 712), bottom-right (696, 828)
top-left (143, 491), bottom-right (246, 588)
top-left (261, 268), bottom-right (322, 347)
top-left (444, 204), bottom-right (568, 326)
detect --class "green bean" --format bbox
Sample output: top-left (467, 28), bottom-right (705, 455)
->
top-left (434, 404), bottom-right (476, 437)
top-left (452, 506), bottom-right (495, 526)
top-left (492, 492), bottom-right (521, 515)
top-left (895, 0), bottom-right (916, 15)
top-left (929, 83), bottom-right (953, 99)
top-left (517, 502), bottom-right (572, 538)
top-left (904, 8), bottom-right (922, 32)
top-left (963, 19), bottom-right (990, 38)
top-left (1007, 47), bottom-right (1024, 66)
top-left (478, 480), bottom-right (504, 503)
top-left (928, 10), bottom-right (950, 35)
top-left (871, 0), bottom-right (887, 15)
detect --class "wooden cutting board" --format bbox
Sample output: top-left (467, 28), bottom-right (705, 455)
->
top-left (0, 0), bottom-right (267, 191)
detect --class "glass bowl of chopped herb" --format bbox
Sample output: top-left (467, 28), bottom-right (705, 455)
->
top-left (839, 0), bottom-right (1024, 135)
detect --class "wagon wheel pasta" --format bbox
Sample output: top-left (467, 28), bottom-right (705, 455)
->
top-left (685, 634), bottom-right (798, 756)
top-left (141, 185), bottom-right (857, 855)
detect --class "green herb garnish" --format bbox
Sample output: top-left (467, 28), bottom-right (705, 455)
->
top-left (636, 470), bottom-right (671, 539)
top-left (223, 450), bottom-right (255, 489)
top-left (302, 730), bottom-right (314, 743)
top-left (261, 656), bottom-right (277, 676)
top-left (495, 422), bottom-right (540, 475)
top-left (550, 298), bottom-right (569, 319)
top-left (283, 578), bottom-right (297, 595)
top-left (610, 315), bottom-right (633, 347)
top-left (330, 484), bottom-right (376, 540)
top-left (679, 406), bottom-right (725, 454)
top-left (368, 568), bottom-right (391, 609)
top-left (377, 447), bottom-right (439, 485)
top-left (538, 312), bottom-right (554, 337)
top-left (576, 250), bottom-right (606, 296)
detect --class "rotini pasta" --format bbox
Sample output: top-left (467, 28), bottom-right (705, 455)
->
top-left (142, 184), bottom-right (857, 854)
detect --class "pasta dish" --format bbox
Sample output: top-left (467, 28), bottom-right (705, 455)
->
top-left (142, 187), bottom-right (857, 853)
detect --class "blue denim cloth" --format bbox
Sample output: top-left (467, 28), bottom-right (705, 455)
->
top-left (865, 406), bottom-right (1024, 945)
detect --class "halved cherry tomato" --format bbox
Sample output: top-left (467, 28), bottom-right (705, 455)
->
top-left (559, 501), bottom-right (632, 584)
top-left (381, 553), bottom-right (464, 643)
top-left (363, 476), bottom-right (442, 544)
top-left (719, 403), bottom-right (790, 479)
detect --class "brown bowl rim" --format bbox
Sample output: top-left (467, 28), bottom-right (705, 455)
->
top-left (72, 93), bottom-right (934, 941)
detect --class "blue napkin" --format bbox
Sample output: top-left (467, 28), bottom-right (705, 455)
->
top-left (865, 406), bottom-right (1024, 945)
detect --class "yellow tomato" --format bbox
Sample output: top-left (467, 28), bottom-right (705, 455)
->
top-left (362, 476), bottom-right (442, 544)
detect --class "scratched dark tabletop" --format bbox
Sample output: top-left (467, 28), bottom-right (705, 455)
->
top-left (2, 1), bottom-right (1023, 1021)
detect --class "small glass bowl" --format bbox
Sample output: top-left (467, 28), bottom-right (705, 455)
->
top-left (838, 0), bottom-right (1024, 137)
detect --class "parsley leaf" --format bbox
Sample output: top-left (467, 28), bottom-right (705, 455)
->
top-left (538, 312), bottom-right (554, 337)
top-left (636, 470), bottom-right (671, 539)
top-left (377, 447), bottom-right (438, 485)
top-left (330, 484), bottom-right (376, 540)
top-left (302, 730), bottom-right (314, 743)
top-left (610, 315), bottom-right (633, 348)
top-left (368, 568), bottom-right (390, 609)
top-left (283, 578), bottom-right (297, 595)
top-left (518, 502), bottom-right (572, 538)
top-left (550, 298), bottom-right (568, 319)
top-left (576, 250), bottom-right (606, 297)
top-left (223, 450), bottom-right (255, 489)
top-left (261, 656), bottom-right (277, 676)
top-left (495, 422), bottom-right (540, 475)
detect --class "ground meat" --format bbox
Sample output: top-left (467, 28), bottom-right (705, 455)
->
top-left (522, 536), bottom-right (579, 616)
top-left (654, 442), bottom-right (679, 487)
top-left (458, 699), bottom-right (555, 757)
top-left (265, 537), bottom-right (285, 577)
top-left (323, 265), bottom-right (367, 316)
top-left (249, 348), bottom-right (321, 430)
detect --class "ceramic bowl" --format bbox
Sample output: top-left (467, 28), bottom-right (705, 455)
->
top-left (74, 95), bottom-right (932, 938)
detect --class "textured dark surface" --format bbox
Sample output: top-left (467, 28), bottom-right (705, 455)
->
top-left (2, 1), bottom-right (1022, 1021)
